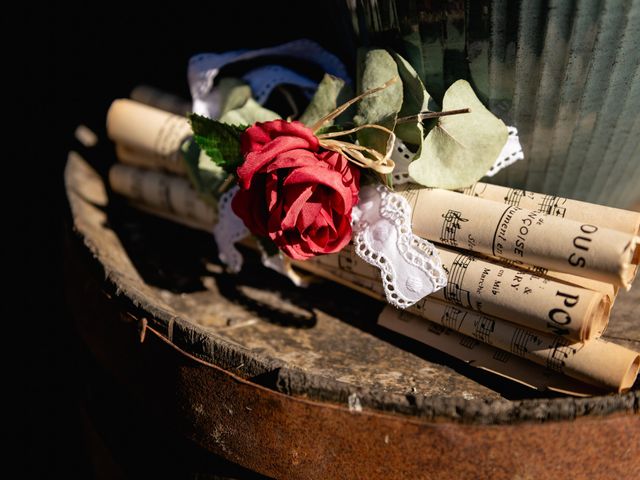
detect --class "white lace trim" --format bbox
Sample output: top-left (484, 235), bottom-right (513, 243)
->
top-left (212, 186), bottom-right (248, 273)
top-left (485, 126), bottom-right (524, 177)
top-left (391, 126), bottom-right (524, 184)
top-left (390, 141), bottom-right (414, 185)
top-left (351, 184), bottom-right (447, 308)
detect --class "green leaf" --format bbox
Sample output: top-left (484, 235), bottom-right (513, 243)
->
top-left (391, 52), bottom-right (437, 145)
top-left (408, 80), bottom-right (508, 189)
top-left (189, 113), bottom-right (247, 173)
top-left (353, 48), bottom-right (403, 155)
top-left (181, 138), bottom-right (228, 206)
top-left (299, 74), bottom-right (354, 127)
top-left (219, 98), bottom-right (280, 126)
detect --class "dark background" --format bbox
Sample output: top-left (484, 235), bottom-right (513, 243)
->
top-left (21, 3), bottom-right (355, 477)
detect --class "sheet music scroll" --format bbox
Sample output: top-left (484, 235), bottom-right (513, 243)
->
top-left (399, 186), bottom-right (639, 288)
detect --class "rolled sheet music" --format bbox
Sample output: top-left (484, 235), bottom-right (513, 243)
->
top-left (109, 164), bottom-right (217, 227)
top-left (304, 244), bottom-right (609, 342)
top-left (459, 182), bottom-right (640, 236)
top-left (395, 300), bottom-right (639, 392)
top-left (302, 259), bottom-right (638, 391)
top-left (107, 99), bottom-right (192, 174)
top-left (377, 309), bottom-right (632, 396)
top-left (399, 186), bottom-right (639, 288)
top-left (115, 144), bottom-right (187, 175)
top-left (476, 255), bottom-right (618, 300)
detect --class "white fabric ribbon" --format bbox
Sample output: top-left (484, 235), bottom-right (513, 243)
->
top-left (188, 39), bottom-right (350, 119)
top-left (351, 184), bottom-right (447, 308)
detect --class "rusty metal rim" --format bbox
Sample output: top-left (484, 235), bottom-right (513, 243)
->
top-left (67, 271), bottom-right (640, 480)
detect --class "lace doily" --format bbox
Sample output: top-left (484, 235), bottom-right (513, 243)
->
top-left (212, 186), bottom-right (248, 273)
top-left (391, 126), bottom-right (524, 185)
top-left (351, 184), bottom-right (447, 308)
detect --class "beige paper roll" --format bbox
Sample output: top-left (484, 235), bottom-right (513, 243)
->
top-left (377, 308), bottom-right (615, 396)
top-left (115, 143), bottom-right (187, 175)
top-left (460, 182), bottom-right (640, 236)
top-left (399, 186), bottom-right (639, 288)
top-left (432, 248), bottom-right (610, 341)
top-left (298, 258), bottom-right (638, 392)
top-left (301, 244), bottom-right (609, 342)
top-left (107, 99), bottom-right (192, 174)
top-left (479, 255), bottom-right (618, 299)
top-left (109, 164), bottom-right (217, 227)
top-left (397, 300), bottom-right (639, 392)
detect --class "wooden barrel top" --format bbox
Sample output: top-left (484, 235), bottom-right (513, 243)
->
top-left (64, 152), bottom-right (640, 478)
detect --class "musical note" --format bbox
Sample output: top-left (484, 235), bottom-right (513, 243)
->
top-left (440, 210), bottom-right (469, 247)
top-left (441, 305), bottom-right (466, 331)
top-left (546, 337), bottom-right (578, 372)
top-left (537, 195), bottom-right (567, 217)
top-left (503, 189), bottom-right (526, 207)
top-left (510, 328), bottom-right (543, 357)
top-left (472, 315), bottom-right (495, 343)
top-left (338, 247), bottom-right (356, 272)
top-left (428, 323), bottom-right (447, 335)
top-left (459, 336), bottom-right (479, 349)
top-left (444, 255), bottom-right (473, 308)
top-left (492, 350), bottom-right (511, 363)
top-left (467, 183), bottom-right (487, 197)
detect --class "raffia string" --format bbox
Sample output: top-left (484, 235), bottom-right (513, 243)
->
top-left (311, 77), bottom-right (399, 175)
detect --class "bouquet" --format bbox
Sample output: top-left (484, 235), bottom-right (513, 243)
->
top-left (106, 40), bottom-right (640, 395)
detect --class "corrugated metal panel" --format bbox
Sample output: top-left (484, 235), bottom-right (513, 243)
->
top-left (344, 0), bottom-right (640, 207)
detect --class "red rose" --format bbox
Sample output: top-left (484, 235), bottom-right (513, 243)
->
top-left (231, 120), bottom-right (360, 260)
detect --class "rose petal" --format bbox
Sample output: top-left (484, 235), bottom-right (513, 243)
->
top-left (319, 151), bottom-right (361, 202)
top-left (261, 120), bottom-right (319, 150)
top-left (265, 149), bottom-right (321, 172)
top-left (283, 167), bottom-right (353, 214)
top-left (265, 171), bottom-right (280, 211)
top-left (280, 184), bottom-right (315, 230)
top-left (276, 231), bottom-right (315, 260)
top-left (241, 123), bottom-right (273, 154)
top-left (238, 136), bottom-right (314, 189)
top-left (231, 183), bottom-right (268, 237)
top-left (318, 207), bottom-right (337, 235)
top-left (241, 120), bottom-right (319, 155)
top-left (323, 216), bottom-right (353, 253)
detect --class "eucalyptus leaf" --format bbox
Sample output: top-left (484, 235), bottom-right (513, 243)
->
top-left (408, 80), bottom-right (508, 189)
top-left (189, 113), bottom-right (247, 174)
top-left (401, 31), bottom-right (425, 81)
top-left (353, 48), bottom-right (403, 154)
top-left (299, 74), bottom-right (353, 127)
top-left (219, 97), bottom-right (280, 125)
top-left (217, 78), bottom-right (252, 116)
top-left (391, 52), bottom-right (436, 145)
